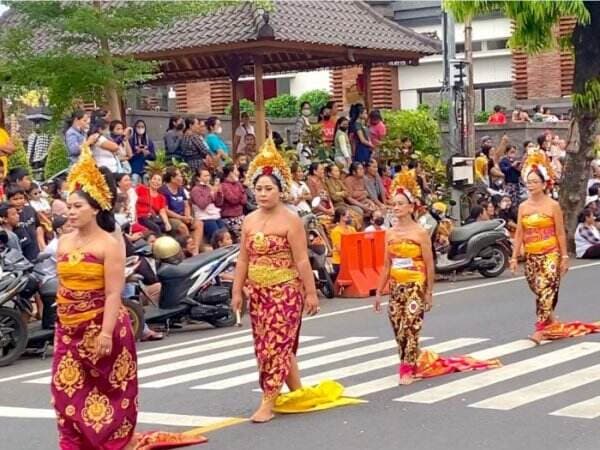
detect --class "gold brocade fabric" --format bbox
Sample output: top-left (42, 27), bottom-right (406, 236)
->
top-left (521, 213), bottom-right (558, 255)
top-left (248, 265), bottom-right (299, 287)
top-left (388, 239), bottom-right (426, 284)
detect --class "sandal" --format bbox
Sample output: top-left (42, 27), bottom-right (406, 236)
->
top-left (142, 330), bottom-right (165, 342)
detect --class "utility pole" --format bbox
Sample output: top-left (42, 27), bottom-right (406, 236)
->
top-left (464, 17), bottom-right (476, 157)
top-left (442, 10), bottom-right (457, 161)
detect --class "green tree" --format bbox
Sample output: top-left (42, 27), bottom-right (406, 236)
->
top-left (265, 94), bottom-right (298, 118)
top-left (224, 99), bottom-right (256, 116)
top-left (298, 89), bottom-right (331, 116)
top-left (44, 135), bottom-right (69, 179)
top-left (0, 1), bottom-right (236, 123)
top-left (381, 109), bottom-right (441, 159)
top-left (8, 136), bottom-right (33, 177)
top-left (444, 0), bottom-right (597, 249)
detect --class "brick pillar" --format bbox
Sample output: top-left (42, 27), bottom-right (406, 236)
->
top-left (174, 83), bottom-right (188, 112)
top-left (330, 66), bottom-right (399, 111)
top-left (559, 17), bottom-right (576, 97)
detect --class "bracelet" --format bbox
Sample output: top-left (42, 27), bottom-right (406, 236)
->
top-left (100, 332), bottom-right (112, 339)
top-left (561, 255), bottom-right (569, 260)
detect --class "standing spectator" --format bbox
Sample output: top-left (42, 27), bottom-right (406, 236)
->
top-left (334, 117), bottom-right (352, 171)
top-left (352, 105), bottom-right (373, 164)
top-left (368, 110), bottom-right (387, 158)
top-left (243, 134), bottom-right (257, 158)
top-left (575, 208), bottom-right (600, 258)
top-left (164, 115), bottom-right (184, 159)
top-left (135, 172), bottom-right (172, 235)
top-left (365, 158), bottom-right (387, 208)
top-left (232, 112), bottom-right (255, 156)
top-left (318, 105), bottom-right (336, 149)
top-left (379, 165), bottom-right (393, 197)
top-left (49, 178), bottom-right (68, 217)
top-left (109, 120), bottom-right (133, 174)
top-left (487, 105), bottom-right (507, 125)
top-left (129, 119), bottom-right (156, 185)
top-left (326, 100), bottom-right (339, 121)
top-left (64, 109), bottom-right (94, 165)
top-left (237, 164), bottom-right (257, 215)
top-left (190, 168), bottom-right (226, 242)
top-left (511, 105), bottom-right (532, 123)
top-left (215, 164), bottom-right (246, 241)
top-left (289, 162), bottom-right (312, 215)
top-left (500, 145), bottom-right (523, 205)
top-left (292, 101), bottom-right (312, 146)
top-left (27, 121), bottom-right (51, 172)
top-left (89, 118), bottom-right (120, 173)
top-left (205, 116), bottom-right (230, 160)
top-left (159, 167), bottom-right (203, 254)
top-left (6, 184), bottom-right (43, 259)
top-left (181, 117), bottom-right (211, 173)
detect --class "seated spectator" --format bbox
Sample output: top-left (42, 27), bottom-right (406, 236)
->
top-left (379, 165), bottom-right (393, 197)
top-left (49, 178), bottom-right (68, 217)
top-left (511, 105), bottom-right (532, 123)
top-left (488, 105), bottom-right (507, 125)
top-left (330, 207), bottom-right (357, 280)
top-left (497, 195), bottom-right (517, 233)
top-left (216, 164), bottom-right (246, 241)
top-left (324, 163), bottom-right (363, 229)
top-left (235, 154), bottom-right (249, 167)
top-left (289, 162), bottom-right (312, 215)
top-left (588, 161), bottom-right (600, 190)
top-left (365, 209), bottom-right (387, 232)
top-left (586, 183), bottom-right (600, 213)
top-left (135, 172), bottom-right (172, 235)
top-left (159, 167), bottom-right (202, 254)
top-left (365, 159), bottom-right (387, 208)
top-left (0, 202), bottom-right (23, 252)
top-left (237, 164), bottom-right (256, 215)
top-left (116, 173), bottom-right (139, 227)
top-left (129, 119), bottom-right (156, 185)
top-left (313, 189), bottom-right (335, 220)
top-left (243, 133), bottom-right (257, 158)
top-left (481, 200), bottom-right (496, 219)
top-left (575, 208), bottom-right (600, 258)
top-left (7, 184), bottom-right (43, 259)
top-left (28, 182), bottom-right (52, 235)
top-left (190, 168), bottom-right (226, 242)
top-left (344, 162), bottom-right (377, 216)
top-left (306, 162), bottom-right (327, 198)
top-left (464, 205), bottom-right (488, 225)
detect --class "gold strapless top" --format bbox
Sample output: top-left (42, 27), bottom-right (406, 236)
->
top-left (388, 239), bottom-right (426, 284)
top-left (522, 213), bottom-right (558, 254)
top-left (246, 233), bottom-right (299, 287)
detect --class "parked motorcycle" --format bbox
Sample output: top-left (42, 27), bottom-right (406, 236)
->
top-left (134, 236), bottom-right (240, 333)
top-left (419, 209), bottom-right (512, 278)
top-left (302, 212), bottom-right (335, 298)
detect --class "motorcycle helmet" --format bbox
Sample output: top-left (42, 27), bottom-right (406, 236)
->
top-left (152, 236), bottom-right (182, 261)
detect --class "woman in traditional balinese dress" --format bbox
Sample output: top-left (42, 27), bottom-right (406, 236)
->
top-left (52, 146), bottom-right (202, 449)
top-left (511, 161), bottom-right (600, 344)
top-left (375, 183), bottom-right (500, 385)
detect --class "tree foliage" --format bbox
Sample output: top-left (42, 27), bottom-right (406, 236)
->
top-left (44, 135), bottom-right (69, 179)
top-left (0, 1), bottom-right (237, 123)
top-left (224, 99), bottom-right (256, 116)
top-left (265, 94), bottom-right (299, 118)
top-left (381, 109), bottom-right (441, 159)
top-left (8, 136), bottom-right (33, 177)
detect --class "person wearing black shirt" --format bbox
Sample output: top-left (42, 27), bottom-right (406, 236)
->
top-left (6, 184), bottom-right (41, 261)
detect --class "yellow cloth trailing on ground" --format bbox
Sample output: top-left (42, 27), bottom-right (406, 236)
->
top-left (273, 380), bottom-right (364, 413)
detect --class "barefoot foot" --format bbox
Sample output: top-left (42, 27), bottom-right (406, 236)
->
top-left (251, 402), bottom-right (275, 423)
top-left (528, 331), bottom-right (544, 345)
top-left (399, 375), bottom-right (415, 385)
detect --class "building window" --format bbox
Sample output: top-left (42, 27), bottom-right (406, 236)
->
top-left (455, 41), bottom-right (483, 53)
top-left (485, 38), bottom-right (508, 51)
top-left (418, 82), bottom-right (512, 112)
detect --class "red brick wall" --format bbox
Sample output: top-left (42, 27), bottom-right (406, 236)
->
top-left (331, 66), bottom-right (399, 111)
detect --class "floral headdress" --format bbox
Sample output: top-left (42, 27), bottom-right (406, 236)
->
top-left (522, 146), bottom-right (554, 188)
top-left (390, 168), bottom-right (421, 203)
top-left (246, 137), bottom-right (292, 193)
top-left (66, 143), bottom-right (113, 210)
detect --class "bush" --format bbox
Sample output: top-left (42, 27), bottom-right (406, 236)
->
top-left (265, 94), bottom-right (299, 118)
top-left (298, 89), bottom-right (330, 116)
top-left (44, 135), bottom-right (69, 179)
top-left (8, 136), bottom-right (33, 177)
top-left (381, 109), bottom-right (441, 159)
top-left (435, 101), bottom-right (450, 122)
top-left (224, 98), bottom-right (255, 116)
top-left (475, 110), bottom-right (491, 123)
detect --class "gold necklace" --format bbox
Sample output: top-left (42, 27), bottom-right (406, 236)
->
top-left (68, 236), bottom-right (95, 265)
top-left (252, 214), bottom-right (272, 250)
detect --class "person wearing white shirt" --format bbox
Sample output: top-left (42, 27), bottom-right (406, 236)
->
top-left (232, 112), bottom-right (255, 156)
top-left (289, 162), bottom-right (312, 214)
top-left (90, 118), bottom-right (121, 172)
top-left (365, 210), bottom-right (387, 232)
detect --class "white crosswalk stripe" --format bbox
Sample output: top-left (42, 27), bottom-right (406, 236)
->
top-left (394, 342), bottom-right (600, 404)
top-left (10, 333), bottom-right (600, 421)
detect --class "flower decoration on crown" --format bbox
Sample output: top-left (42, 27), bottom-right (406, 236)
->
top-left (395, 186), bottom-right (415, 204)
top-left (522, 147), bottom-right (554, 188)
top-left (246, 138), bottom-right (292, 193)
top-left (390, 168), bottom-right (421, 202)
top-left (66, 143), bottom-right (113, 211)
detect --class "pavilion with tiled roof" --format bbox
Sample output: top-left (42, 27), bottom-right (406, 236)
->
top-left (1, 0), bottom-right (440, 141)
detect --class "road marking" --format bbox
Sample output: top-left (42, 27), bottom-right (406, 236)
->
top-left (295, 338), bottom-right (485, 389)
top-left (0, 406), bottom-right (233, 427)
top-left (140, 336), bottom-right (375, 387)
top-left (192, 338), bottom-right (438, 390)
top-left (395, 342), bottom-right (600, 404)
top-left (470, 363), bottom-right (600, 410)
top-left (183, 417), bottom-right (249, 436)
top-left (345, 338), bottom-right (551, 398)
top-left (551, 395), bottom-right (600, 419)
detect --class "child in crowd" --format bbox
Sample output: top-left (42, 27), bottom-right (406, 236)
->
top-left (211, 228), bottom-right (243, 326)
top-left (28, 182), bottom-right (53, 242)
top-left (0, 202), bottom-right (23, 253)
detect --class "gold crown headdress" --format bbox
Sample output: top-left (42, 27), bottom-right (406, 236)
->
top-left (390, 168), bottom-right (421, 202)
top-left (246, 138), bottom-right (292, 193)
top-left (521, 147), bottom-right (554, 186)
top-left (66, 143), bottom-right (113, 210)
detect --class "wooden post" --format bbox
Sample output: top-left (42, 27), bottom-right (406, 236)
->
top-left (254, 55), bottom-right (265, 144)
top-left (231, 77), bottom-right (240, 144)
top-left (0, 97), bottom-right (5, 129)
top-left (363, 63), bottom-right (373, 111)
top-left (464, 17), bottom-right (476, 157)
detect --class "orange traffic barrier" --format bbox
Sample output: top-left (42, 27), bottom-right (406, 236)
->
top-left (335, 230), bottom-right (387, 298)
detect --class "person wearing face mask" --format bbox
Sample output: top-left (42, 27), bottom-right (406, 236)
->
top-left (129, 119), bottom-right (156, 184)
top-left (334, 116), bottom-right (352, 170)
top-left (365, 210), bottom-right (387, 232)
top-left (293, 101), bottom-right (312, 146)
top-left (109, 120), bottom-right (133, 174)
top-left (318, 106), bottom-right (336, 149)
top-left (164, 115), bottom-right (185, 158)
top-left (330, 207), bottom-right (357, 281)
top-left (205, 116), bottom-right (230, 160)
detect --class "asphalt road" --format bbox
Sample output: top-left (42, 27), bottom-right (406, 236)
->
top-left (2, 260), bottom-right (600, 450)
